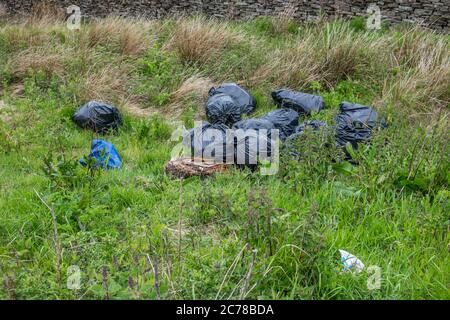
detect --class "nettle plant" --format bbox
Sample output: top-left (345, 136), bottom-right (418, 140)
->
top-left (280, 125), bottom-right (345, 181)
top-left (42, 148), bottom-right (102, 190)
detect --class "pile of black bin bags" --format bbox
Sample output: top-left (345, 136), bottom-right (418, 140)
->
top-left (70, 86), bottom-right (386, 167)
top-left (184, 84), bottom-right (386, 165)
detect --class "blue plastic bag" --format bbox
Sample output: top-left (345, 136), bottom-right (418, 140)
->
top-left (80, 139), bottom-right (122, 169)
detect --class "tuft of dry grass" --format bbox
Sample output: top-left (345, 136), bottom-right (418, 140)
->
top-left (0, 3), bottom-right (7, 18)
top-left (165, 16), bottom-right (243, 65)
top-left (252, 23), bottom-right (389, 88)
top-left (381, 26), bottom-right (450, 111)
top-left (271, 4), bottom-right (297, 34)
top-left (1, 16), bottom-right (150, 106)
top-left (317, 24), bottom-right (390, 86)
top-left (119, 97), bottom-right (157, 118)
top-left (7, 48), bottom-right (66, 81)
top-left (28, 0), bottom-right (65, 26)
top-left (165, 75), bottom-right (214, 118)
top-left (0, 1), bottom-right (67, 52)
top-left (251, 37), bottom-right (321, 89)
top-left (0, 24), bottom-right (54, 51)
top-left (169, 75), bottom-right (213, 103)
top-left (81, 17), bottom-right (153, 56)
top-left (75, 64), bottom-right (132, 103)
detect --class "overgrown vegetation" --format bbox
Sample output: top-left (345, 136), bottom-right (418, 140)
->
top-left (0, 6), bottom-right (448, 299)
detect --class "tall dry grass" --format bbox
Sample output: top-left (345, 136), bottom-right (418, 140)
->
top-left (165, 16), bottom-right (244, 65)
top-left (0, 25), bottom-right (53, 51)
top-left (252, 21), bottom-right (449, 113)
top-left (7, 49), bottom-right (66, 80)
top-left (0, 3), bottom-right (7, 18)
top-left (75, 65), bottom-right (132, 103)
top-left (271, 4), bottom-right (298, 34)
top-left (1, 13), bottom-right (448, 118)
top-left (251, 36), bottom-right (321, 89)
top-left (165, 75), bottom-right (214, 118)
top-left (79, 17), bottom-right (156, 56)
top-left (28, 0), bottom-right (65, 24)
top-left (385, 28), bottom-right (450, 111)
top-left (1, 13), bottom-right (156, 110)
top-left (252, 23), bottom-right (389, 89)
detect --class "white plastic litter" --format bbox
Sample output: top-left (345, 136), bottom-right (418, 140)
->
top-left (339, 249), bottom-right (365, 273)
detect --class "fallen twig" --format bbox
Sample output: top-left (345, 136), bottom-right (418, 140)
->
top-left (146, 254), bottom-right (161, 300)
top-left (34, 189), bottom-right (62, 284)
top-left (239, 248), bottom-right (257, 299)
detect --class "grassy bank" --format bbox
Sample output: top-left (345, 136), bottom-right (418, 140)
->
top-left (0, 11), bottom-right (449, 299)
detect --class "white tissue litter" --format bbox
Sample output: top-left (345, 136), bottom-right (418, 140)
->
top-left (339, 249), bottom-right (365, 273)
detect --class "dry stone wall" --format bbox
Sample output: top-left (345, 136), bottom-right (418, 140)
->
top-left (2, 0), bottom-right (449, 32)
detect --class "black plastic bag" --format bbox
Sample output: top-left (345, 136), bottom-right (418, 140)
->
top-left (232, 119), bottom-right (276, 132)
top-left (73, 101), bottom-right (123, 133)
top-left (285, 120), bottom-right (329, 157)
top-left (261, 108), bottom-right (299, 140)
top-left (294, 120), bottom-right (328, 134)
top-left (209, 83), bottom-right (256, 114)
top-left (272, 89), bottom-right (325, 115)
top-left (335, 102), bottom-right (386, 150)
top-left (234, 130), bottom-right (275, 169)
top-left (205, 94), bottom-right (242, 127)
top-left (183, 121), bottom-right (276, 168)
top-left (183, 122), bottom-right (234, 163)
top-left (233, 119), bottom-right (277, 167)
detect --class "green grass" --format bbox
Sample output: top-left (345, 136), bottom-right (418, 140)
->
top-left (0, 15), bottom-right (449, 300)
